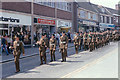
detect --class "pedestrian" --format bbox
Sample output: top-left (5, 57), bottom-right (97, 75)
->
top-left (12, 36), bottom-right (25, 73)
top-left (6, 35), bottom-right (12, 54)
top-left (36, 33), bottom-right (46, 65)
top-left (56, 33), bottom-right (60, 46)
top-left (59, 31), bottom-right (68, 62)
top-left (1, 35), bottom-right (9, 55)
top-left (49, 34), bottom-right (57, 62)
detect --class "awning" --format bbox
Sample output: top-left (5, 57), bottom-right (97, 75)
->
top-left (0, 28), bottom-right (8, 30)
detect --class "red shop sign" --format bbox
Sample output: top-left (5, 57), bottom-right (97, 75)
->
top-left (38, 18), bottom-right (55, 25)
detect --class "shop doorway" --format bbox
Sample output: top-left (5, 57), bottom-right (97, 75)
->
top-left (0, 30), bottom-right (8, 36)
top-left (50, 26), bottom-right (56, 34)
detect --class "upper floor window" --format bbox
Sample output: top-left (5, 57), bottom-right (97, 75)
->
top-left (80, 10), bottom-right (86, 18)
top-left (88, 12), bottom-right (91, 19)
top-left (106, 16), bottom-right (109, 23)
top-left (101, 7), bottom-right (105, 13)
top-left (100, 16), bottom-right (103, 23)
top-left (93, 14), bottom-right (97, 20)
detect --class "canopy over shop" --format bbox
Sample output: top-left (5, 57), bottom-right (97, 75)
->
top-left (57, 20), bottom-right (72, 33)
top-left (99, 23), bottom-right (115, 30)
top-left (78, 19), bottom-right (99, 32)
top-left (33, 17), bottom-right (56, 41)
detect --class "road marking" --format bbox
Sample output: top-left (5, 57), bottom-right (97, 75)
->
top-left (61, 48), bottom-right (118, 78)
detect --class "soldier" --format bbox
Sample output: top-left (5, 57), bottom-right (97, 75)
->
top-left (96, 32), bottom-right (100, 49)
top-left (88, 31), bottom-right (93, 52)
top-left (59, 31), bottom-right (68, 62)
top-left (49, 34), bottom-right (57, 62)
top-left (79, 32), bottom-right (83, 50)
top-left (12, 36), bottom-right (25, 73)
top-left (73, 32), bottom-right (80, 54)
top-left (36, 33), bottom-right (46, 65)
top-left (83, 32), bottom-right (88, 51)
top-left (93, 31), bottom-right (97, 50)
top-left (44, 33), bottom-right (49, 62)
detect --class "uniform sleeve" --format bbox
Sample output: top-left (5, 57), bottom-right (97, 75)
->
top-left (13, 41), bottom-right (15, 49)
top-left (66, 36), bottom-right (68, 44)
top-left (54, 39), bottom-right (57, 49)
top-left (79, 36), bottom-right (81, 45)
top-left (20, 42), bottom-right (25, 54)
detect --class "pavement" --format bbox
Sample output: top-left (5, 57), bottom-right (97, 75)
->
top-left (2, 41), bottom-right (118, 78)
top-left (0, 43), bottom-right (74, 63)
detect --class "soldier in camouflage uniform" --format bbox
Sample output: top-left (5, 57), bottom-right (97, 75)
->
top-left (83, 32), bottom-right (88, 51)
top-left (73, 32), bottom-right (80, 54)
top-left (36, 33), bottom-right (46, 65)
top-left (49, 34), bottom-right (57, 62)
top-left (59, 31), bottom-right (68, 62)
top-left (12, 36), bottom-right (25, 73)
top-left (88, 31), bottom-right (94, 52)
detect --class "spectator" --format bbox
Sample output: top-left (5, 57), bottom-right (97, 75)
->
top-left (1, 35), bottom-right (9, 55)
top-left (6, 35), bottom-right (12, 54)
top-left (56, 33), bottom-right (60, 46)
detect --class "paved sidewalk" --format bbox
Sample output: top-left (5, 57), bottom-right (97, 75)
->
top-left (0, 43), bottom-right (74, 63)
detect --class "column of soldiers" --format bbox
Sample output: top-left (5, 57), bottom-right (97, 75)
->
top-left (73, 29), bottom-right (120, 53)
top-left (11, 30), bottom-right (120, 73)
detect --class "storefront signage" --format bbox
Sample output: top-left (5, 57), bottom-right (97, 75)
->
top-left (0, 17), bottom-right (20, 23)
top-left (38, 18), bottom-right (55, 25)
top-left (99, 23), bottom-right (115, 28)
top-left (0, 12), bottom-right (31, 25)
top-left (57, 20), bottom-right (72, 27)
top-left (83, 21), bottom-right (96, 26)
top-left (34, 18), bottom-right (55, 25)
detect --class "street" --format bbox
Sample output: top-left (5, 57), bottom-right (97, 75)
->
top-left (1, 42), bottom-right (118, 78)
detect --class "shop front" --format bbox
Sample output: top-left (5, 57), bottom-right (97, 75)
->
top-left (78, 19), bottom-right (99, 32)
top-left (34, 17), bottom-right (56, 41)
top-left (0, 12), bottom-right (31, 45)
top-left (99, 23), bottom-right (115, 30)
top-left (57, 20), bottom-right (72, 33)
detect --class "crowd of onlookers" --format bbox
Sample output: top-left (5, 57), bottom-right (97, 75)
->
top-left (0, 31), bottom-right (75, 55)
top-left (0, 30), bottom-right (31, 55)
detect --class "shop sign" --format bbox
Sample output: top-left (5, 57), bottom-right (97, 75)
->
top-left (38, 18), bottom-right (55, 25)
top-left (0, 17), bottom-right (20, 23)
top-left (99, 23), bottom-right (115, 28)
top-left (83, 21), bottom-right (96, 26)
top-left (0, 12), bottom-right (31, 25)
top-left (57, 20), bottom-right (72, 27)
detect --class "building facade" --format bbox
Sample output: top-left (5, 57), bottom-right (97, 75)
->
top-left (1, 1), bottom-right (73, 45)
top-left (76, 2), bottom-right (99, 32)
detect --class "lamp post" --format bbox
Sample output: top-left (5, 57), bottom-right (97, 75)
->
top-left (31, 0), bottom-right (34, 47)
top-left (118, 1), bottom-right (120, 27)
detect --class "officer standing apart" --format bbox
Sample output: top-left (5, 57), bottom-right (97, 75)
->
top-left (36, 33), bottom-right (46, 65)
top-left (73, 32), bottom-right (80, 54)
top-left (12, 36), bottom-right (25, 73)
top-left (59, 31), bottom-right (68, 62)
top-left (49, 34), bottom-right (57, 62)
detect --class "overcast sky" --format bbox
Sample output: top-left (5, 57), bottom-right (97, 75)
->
top-left (90, 0), bottom-right (120, 9)
top-left (76, 0), bottom-right (119, 9)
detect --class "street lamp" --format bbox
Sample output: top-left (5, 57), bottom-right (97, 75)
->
top-left (118, 1), bottom-right (120, 27)
top-left (31, 0), bottom-right (34, 47)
